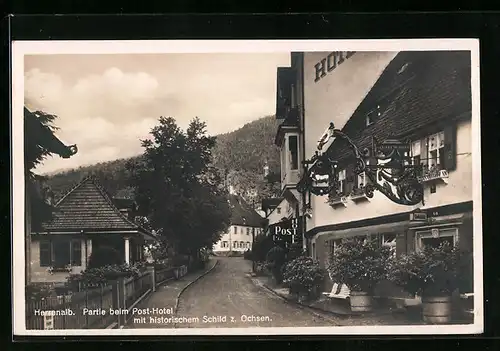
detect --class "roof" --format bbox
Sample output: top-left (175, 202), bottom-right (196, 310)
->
top-left (261, 197), bottom-right (283, 213)
top-left (38, 176), bottom-right (154, 237)
top-left (327, 51), bottom-right (471, 164)
top-left (24, 107), bottom-right (78, 158)
top-left (228, 194), bottom-right (263, 227)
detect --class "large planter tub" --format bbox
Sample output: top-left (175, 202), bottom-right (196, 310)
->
top-left (350, 291), bottom-right (373, 312)
top-left (422, 296), bottom-right (452, 324)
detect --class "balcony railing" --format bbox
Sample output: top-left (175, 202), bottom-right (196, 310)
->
top-left (417, 164), bottom-right (449, 184)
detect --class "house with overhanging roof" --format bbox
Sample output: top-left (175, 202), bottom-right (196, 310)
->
top-left (30, 175), bottom-right (156, 285)
top-left (212, 194), bottom-right (264, 255)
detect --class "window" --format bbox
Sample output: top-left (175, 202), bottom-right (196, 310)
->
top-left (277, 207), bottom-right (281, 214)
top-left (40, 239), bottom-right (82, 268)
top-left (427, 132), bottom-right (445, 170)
top-left (240, 241), bottom-right (244, 248)
top-left (416, 228), bottom-right (458, 251)
top-left (366, 111), bottom-right (375, 126)
top-left (247, 242), bottom-right (251, 248)
top-left (233, 241), bottom-right (238, 248)
top-left (338, 169), bottom-right (346, 195)
top-left (222, 241), bottom-right (228, 248)
top-left (247, 228), bottom-right (250, 235)
top-left (381, 234), bottom-right (397, 258)
top-left (71, 240), bottom-right (82, 266)
top-left (39, 240), bottom-right (52, 267)
top-left (289, 135), bottom-right (299, 170)
top-left (252, 228), bottom-right (255, 235)
top-left (328, 239), bottom-right (342, 255)
top-left (241, 227), bottom-right (244, 234)
top-left (234, 226), bottom-right (237, 234)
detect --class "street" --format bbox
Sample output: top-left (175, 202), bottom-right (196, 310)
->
top-left (174, 257), bottom-right (338, 328)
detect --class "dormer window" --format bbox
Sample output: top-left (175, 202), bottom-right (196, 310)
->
top-left (277, 207), bottom-right (281, 214)
top-left (366, 105), bottom-right (383, 126)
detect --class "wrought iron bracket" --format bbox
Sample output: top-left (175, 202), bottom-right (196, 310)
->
top-left (297, 122), bottom-right (424, 206)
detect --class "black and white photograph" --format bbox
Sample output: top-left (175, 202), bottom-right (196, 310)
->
top-left (11, 40), bottom-right (482, 336)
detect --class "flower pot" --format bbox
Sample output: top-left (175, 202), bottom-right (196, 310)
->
top-left (350, 291), bottom-right (373, 312)
top-left (422, 296), bottom-right (452, 324)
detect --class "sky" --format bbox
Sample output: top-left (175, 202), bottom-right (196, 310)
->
top-left (24, 53), bottom-right (290, 174)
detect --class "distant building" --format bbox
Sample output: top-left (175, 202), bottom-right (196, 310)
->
top-left (212, 194), bottom-right (264, 255)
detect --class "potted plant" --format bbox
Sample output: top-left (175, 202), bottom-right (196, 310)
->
top-left (327, 237), bottom-right (393, 312)
top-left (390, 241), bottom-right (462, 324)
top-left (282, 256), bottom-right (325, 303)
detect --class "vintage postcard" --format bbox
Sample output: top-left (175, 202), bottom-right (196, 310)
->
top-left (11, 39), bottom-right (482, 336)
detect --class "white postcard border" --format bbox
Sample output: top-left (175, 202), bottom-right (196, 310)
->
top-left (12, 39), bottom-right (483, 336)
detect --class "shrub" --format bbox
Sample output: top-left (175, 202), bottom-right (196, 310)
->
top-left (327, 237), bottom-right (394, 293)
top-left (252, 234), bottom-right (274, 262)
top-left (26, 284), bottom-right (57, 301)
top-left (389, 242), bottom-right (462, 297)
top-left (88, 246), bottom-right (123, 269)
top-left (282, 256), bottom-right (325, 297)
top-left (265, 245), bottom-right (287, 284)
top-left (67, 263), bottom-right (143, 289)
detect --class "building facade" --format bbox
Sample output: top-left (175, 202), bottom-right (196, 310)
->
top-left (275, 50), bottom-right (474, 297)
top-left (212, 194), bottom-right (264, 255)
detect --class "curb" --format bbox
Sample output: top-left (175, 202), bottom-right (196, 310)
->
top-left (174, 259), bottom-right (219, 314)
top-left (245, 274), bottom-right (341, 323)
top-left (256, 279), bottom-right (406, 321)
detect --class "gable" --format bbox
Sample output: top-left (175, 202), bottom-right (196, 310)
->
top-left (40, 176), bottom-right (141, 232)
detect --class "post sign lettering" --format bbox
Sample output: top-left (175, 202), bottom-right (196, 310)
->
top-left (270, 217), bottom-right (303, 247)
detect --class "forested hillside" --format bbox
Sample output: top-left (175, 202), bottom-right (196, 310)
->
top-left (43, 115), bottom-right (282, 205)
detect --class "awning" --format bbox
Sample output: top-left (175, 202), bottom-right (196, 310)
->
top-left (316, 220), bottom-right (410, 241)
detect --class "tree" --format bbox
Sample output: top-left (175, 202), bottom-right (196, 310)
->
top-left (127, 116), bottom-right (231, 259)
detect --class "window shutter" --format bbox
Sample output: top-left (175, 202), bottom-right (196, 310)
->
top-left (420, 137), bottom-right (429, 169)
top-left (39, 240), bottom-right (52, 267)
top-left (443, 125), bottom-right (457, 171)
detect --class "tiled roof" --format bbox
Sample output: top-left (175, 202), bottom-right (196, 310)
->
top-left (228, 194), bottom-right (263, 227)
top-left (40, 176), bottom-right (151, 235)
top-left (328, 51), bottom-right (472, 163)
top-left (261, 197), bottom-right (283, 212)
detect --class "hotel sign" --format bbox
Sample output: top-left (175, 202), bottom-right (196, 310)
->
top-left (314, 51), bottom-right (356, 83)
top-left (270, 217), bottom-right (303, 246)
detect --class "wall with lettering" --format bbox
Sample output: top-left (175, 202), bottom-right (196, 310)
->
top-left (302, 52), bottom-right (473, 235)
top-left (302, 51), bottom-right (398, 232)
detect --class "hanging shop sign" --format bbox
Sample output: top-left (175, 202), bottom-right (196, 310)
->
top-left (269, 217), bottom-right (303, 246)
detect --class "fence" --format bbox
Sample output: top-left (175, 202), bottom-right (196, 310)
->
top-left (26, 264), bottom-right (189, 330)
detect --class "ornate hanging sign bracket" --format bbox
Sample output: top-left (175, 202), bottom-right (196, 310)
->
top-left (297, 122), bottom-right (424, 206)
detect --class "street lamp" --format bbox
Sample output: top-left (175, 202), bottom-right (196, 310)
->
top-left (297, 122), bottom-right (424, 206)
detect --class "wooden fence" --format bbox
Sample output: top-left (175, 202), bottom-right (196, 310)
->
top-left (26, 264), bottom-right (188, 330)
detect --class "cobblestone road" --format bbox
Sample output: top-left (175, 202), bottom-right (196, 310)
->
top-left (175, 257), bottom-right (339, 328)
